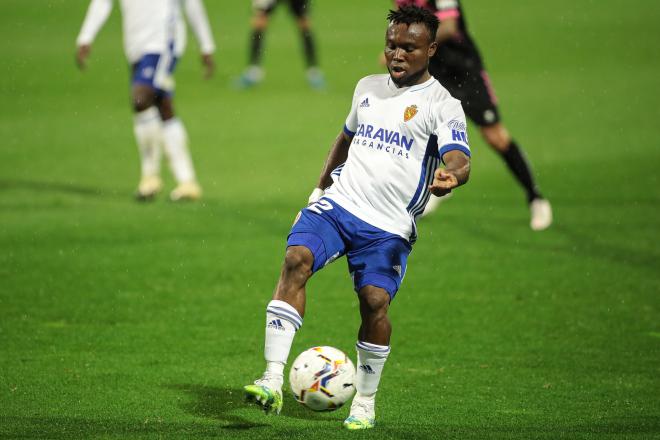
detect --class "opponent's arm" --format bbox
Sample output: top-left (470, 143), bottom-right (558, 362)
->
top-left (75, 0), bottom-right (113, 70)
top-left (435, 17), bottom-right (459, 45)
top-left (429, 150), bottom-right (470, 196)
top-left (183, 0), bottom-right (216, 79)
top-left (308, 131), bottom-right (353, 203)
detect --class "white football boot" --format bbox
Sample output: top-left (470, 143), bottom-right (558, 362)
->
top-left (170, 181), bottom-right (202, 201)
top-left (135, 175), bottom-right (162, 201)
top-left (530, 198), bottom-right (552, 231)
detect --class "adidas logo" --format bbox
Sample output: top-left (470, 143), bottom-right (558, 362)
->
top-left (392, 265), bottom-right (402, 277)
top-left (267, 319), bottom-right (285, 331)
top-left (359, 364), bottom-right (375, 374)
top-left (359, 97), bottom-right (370, 108)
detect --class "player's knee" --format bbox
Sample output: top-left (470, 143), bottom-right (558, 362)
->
top-left (157, 98), bottom-right (175, 121)
top-left (358, 287), bottom-right (390, 317)
top-left (132, 89), bottom-right (156, 112)
top-left (481, 124), bottom-right (510, 152)
top-left (252, 13), bottom-right (269, 29)
top-left (297, 17), bottom-right (310, 31)
top-left (283, 246), bottom-right (314, 278)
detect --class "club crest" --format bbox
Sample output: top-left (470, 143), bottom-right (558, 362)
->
top-left (403, 105), bottom-right (418, 122)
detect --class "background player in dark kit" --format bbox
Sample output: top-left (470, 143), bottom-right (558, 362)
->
top-left (396, 0), bottom-right (552, 230)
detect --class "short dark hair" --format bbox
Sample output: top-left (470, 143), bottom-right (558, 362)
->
top-left (387, 6), bottom-right (439, 43)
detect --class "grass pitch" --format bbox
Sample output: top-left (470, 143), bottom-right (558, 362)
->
top-left (1, 1), bottom-right (659, 439)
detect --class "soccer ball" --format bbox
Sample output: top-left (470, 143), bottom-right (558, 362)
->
top-left (289, 346), bottom-right (356, 411)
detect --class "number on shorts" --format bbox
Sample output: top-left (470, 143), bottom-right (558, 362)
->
top-left (307, 199), bottom-right (333, 214)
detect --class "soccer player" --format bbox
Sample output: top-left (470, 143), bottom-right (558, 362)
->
top-left (395, 0), bottom-right (552, 230)
top-left (75, 0), bottom-right (216, 201)
top-left (244, 7), bottom-right (470, 430)
top-left (238, 0), bottom-right (325, 89)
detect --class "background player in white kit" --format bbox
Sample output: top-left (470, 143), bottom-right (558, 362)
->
top-left (244, 6), bottom-right (470, 430)
top-left (75, 0), bottom-right (215, 201)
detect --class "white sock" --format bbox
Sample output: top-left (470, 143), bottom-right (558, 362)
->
top-left (263, 300), bottom-right (303, 388)
top-left (133, 107), bottom-right (162, 177)
top-left (355, 341), bottom-right (390, 398)
top-left (162, 118), bottom-right (196, 184)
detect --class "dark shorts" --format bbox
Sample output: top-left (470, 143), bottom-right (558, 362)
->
top-left (430, 57), bottom-right (500, 126)
top-left (254, 0), bottom-right (310, 18)
top-left (131, 53), bottom-right (179, 97)
top-left (287, 198), bottom-right (412, 300)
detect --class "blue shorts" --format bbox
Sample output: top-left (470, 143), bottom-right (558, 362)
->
top-left (287, 198), bottom-right (412, 300)
top-left (131, 53), bottom-right (179, 96)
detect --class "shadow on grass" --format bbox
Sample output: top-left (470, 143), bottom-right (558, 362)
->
top-left (167, 384), bottom-right (269, 430)
top-left (0, 415), bottom-right (231, 439)
top-left (168, 383), bottom-right (343, 425)
top-left (0, 179), bottom-right (114, 198)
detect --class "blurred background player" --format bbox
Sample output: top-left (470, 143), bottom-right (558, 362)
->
top-left (75, 0), bottom-right (216, 201)
top-left (395, 0), bottom-right (552, 230)
top-left (238, 0), bottom-right (325, 89)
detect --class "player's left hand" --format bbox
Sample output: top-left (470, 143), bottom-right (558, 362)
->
top-left (428, 169), bottom-right (458, 196)
top-left (76, 45), bottom-right (91, 70)
top-left (201, 53), bottom-right (215, 80)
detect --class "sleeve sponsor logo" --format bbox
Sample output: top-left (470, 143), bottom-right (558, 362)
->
top-left (448, 119), bottom-right (468, 144)
top-left (447, 119), bottom-right (466, 131)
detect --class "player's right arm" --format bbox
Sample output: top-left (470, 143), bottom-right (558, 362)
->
top-left (314, 131), bottom-right (353, 193)
top-left (75, 0), bottom-right (113, 70)
top-left (308, 78), bottom-right (362, 204)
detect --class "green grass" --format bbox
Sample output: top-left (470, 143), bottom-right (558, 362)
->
top-left (1, 0), bottom-right (659, 438)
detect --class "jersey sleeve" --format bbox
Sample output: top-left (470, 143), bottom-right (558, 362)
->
top-left (76, 0), bottom-right (113, 46)
top-left (183, 0), bottom-right (216, 54)
top-left (434, 0), bottom-right (461, 20)
top-left (434, 98), bottom-right (471, 163)
top-left (343, 80), bottom-right (362, 137)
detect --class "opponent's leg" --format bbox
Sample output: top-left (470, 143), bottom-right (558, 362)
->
top-left (157, 97), bottom-right (202, 201)
top-left (345, 285), bottom-right (391, 430)
top-left (239, 9), bottom-right (270, 87)
top-left (295, 10), bottom-right (324, 89)
top-left (132, 84), bottom-right (163, 200)
top-left (481, 123), bottom-right (552, 230)
top-left (245, 245), bottom-right (313, 414)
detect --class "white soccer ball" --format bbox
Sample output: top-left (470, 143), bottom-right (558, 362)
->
top-left (289, 346), bottom-right (356, 411)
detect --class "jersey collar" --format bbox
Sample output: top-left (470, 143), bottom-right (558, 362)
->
top-left (386, 75), bottom-right (436, 94)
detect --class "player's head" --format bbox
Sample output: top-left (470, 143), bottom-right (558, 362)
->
top-left (385, 7), bottom-right (438, 87)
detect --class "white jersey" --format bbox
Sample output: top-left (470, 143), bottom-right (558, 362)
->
top-left (324, 74), bottom-right (471, 243)
top-left (76, 0), bottom-right (215, 63)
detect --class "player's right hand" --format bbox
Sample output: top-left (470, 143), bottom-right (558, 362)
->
top-left (76, 45), bottom-right (91, 70)
top-left (308, 188), bottom-right (324, 205)
top-left (201, 53), bottom-right (215, 80)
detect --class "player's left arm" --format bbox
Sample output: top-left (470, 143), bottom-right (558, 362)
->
top-left (183, 0), bottom-right (216, 79)
top-left (429, 150), bottom-right (470, 196)
top-left (430, 96), bottom-right (471, 196)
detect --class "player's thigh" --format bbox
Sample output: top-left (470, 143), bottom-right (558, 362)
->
top-left (132, 53), bottom-right (177, 102)
top-left (131, 83), bottom-right (156, 112)
top-left (288, 0), bottom-right (309, 18)
top-left (252, 0), bottom-right (277, 15)
top-left (459, 68), bottom-right (501, 127)
top-left (347, 236), bottom-right (412, 301)
top-left (287, 201), bottom-right (346, 274)
top-left (155, 94), bottom-right (175, 121)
